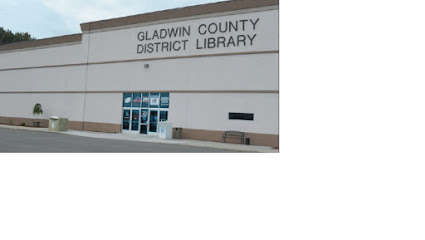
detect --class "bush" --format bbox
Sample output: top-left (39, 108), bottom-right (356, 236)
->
top-left (33, 103), bottom-right (43, 116)
top-left (20, 122), bottom-right (25, 126)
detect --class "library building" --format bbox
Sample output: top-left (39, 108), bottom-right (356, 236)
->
top-left (0, 0), bottom-right (279, 147)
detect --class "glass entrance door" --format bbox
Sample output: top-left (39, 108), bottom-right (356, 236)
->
top-left (131, 109), bottom-right (139, 133)
top-left (159, 111), bottom-right (168, 122)
top-left (122, 109), bottom-right (131, 131)
top-left (122, 108), bottom-right (140, 133)
top-left (140, 109), bottom-right (149, 134)
top-left (149, 110), bottom-right (158, 135)
top-left (122, 92), bottom-right (169, 135)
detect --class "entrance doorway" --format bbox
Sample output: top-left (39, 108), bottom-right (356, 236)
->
top-left (149, 110), bottom-right (158, 134)
top-left (122, 92), bottom-right (169, 135)
top-left (122, 109), bottom-right (140, 134)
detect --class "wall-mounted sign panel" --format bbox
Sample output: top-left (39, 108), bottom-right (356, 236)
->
top-left (88, 9), bottom-right (278, 62)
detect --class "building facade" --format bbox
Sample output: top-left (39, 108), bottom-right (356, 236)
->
top-left (0, 0), bottom-right (279, 147)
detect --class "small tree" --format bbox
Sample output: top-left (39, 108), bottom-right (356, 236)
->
top-left (32, 103), bottom-right (43, 127)
top-left (33, 103), bottom-right (43, 116)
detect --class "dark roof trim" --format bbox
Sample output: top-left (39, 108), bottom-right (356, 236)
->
top-left (80, 0), bottom-right (279, 32)
top-left (0, 34), bottom-right (82, 52)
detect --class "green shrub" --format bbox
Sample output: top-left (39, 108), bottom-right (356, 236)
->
top-left (33, 103), bottom-right (43, 116)
top-left (20, 122), bottom-right (25, 126)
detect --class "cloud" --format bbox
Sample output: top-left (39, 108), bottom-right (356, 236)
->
top-left (0, 0), bottom-right (18, 6)
top-left (40, 0), bottom-right (229, 27)
top-left (1, 0), bottom-right (230, 38)
top-left (40, 0), bottom-right (148, 32)
top-left (146, 0), bottom-right (229, 12)
top-left (0, 0), bottom-right (74, 38)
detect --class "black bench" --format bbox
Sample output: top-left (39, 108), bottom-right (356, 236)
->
top-left (222, 131), bottom-right (245, 144)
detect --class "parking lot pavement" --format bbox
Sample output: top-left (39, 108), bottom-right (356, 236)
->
top-left (0, 124), bottom-right (278, 152)
top-left (0, 128), bottom-right (239, 153)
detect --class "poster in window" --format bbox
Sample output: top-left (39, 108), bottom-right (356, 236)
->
top-left (133, 96), bottom-right (141, 103)
top-left (142, 93), bottom-right (149, 108)
top-left (141, 110), bottom-right (148, 124)
top-left (123, 93), bottom-right (132, 107)
top-left (160, 93), bottom-right (170, 108)
top-left (150, 95), bottom-right (159, 106)
top-left (132, 93), bottom-right (141, 107)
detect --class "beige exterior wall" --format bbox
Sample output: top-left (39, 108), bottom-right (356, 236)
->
top-left (85, 53), bottom-right (278, 92)
top-left (0, 66), bottom-right (87, 92)
top-left (0, 35), bottom-right (88, 69)
top-left (169, 92), bottom-right (278, 135)
top-left (0, 93), bottom-right (85, 121)
top-left (0, 3), bottom-right (279, 147)
top-left (82, 93), bottom-right (123, 124)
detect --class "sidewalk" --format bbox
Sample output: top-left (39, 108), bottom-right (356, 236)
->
top-left (0, 124), bottom-right (278, 153)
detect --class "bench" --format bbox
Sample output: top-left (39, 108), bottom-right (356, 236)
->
top-left (222, 131), bottom-right (245, 144)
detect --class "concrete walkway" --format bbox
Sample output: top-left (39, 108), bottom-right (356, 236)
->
top-left (0, 124), bottom-right (278, 153)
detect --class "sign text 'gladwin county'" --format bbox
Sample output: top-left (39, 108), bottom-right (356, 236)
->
top-left (137, 18), bottom-right (260, 54)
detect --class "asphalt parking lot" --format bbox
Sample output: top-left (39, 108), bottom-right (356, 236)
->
top-left (0, 128), bottom-right (238, 153)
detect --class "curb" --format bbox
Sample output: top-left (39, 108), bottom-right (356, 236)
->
top-left (0, 124), bottom-right (49, 132)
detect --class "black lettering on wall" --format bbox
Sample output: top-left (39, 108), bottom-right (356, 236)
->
top-left (168, 28), bottom-right (179, 37)
top-left (172, 41), bottom-right (181, 51)
top-left (196, 39), bottom-right (203, 49)
top-left (229, 21), bottom-right (238, 32)
top-left (207, 37), bottom-right (216, 48)
top-left (219, 22), bottom-right (228, 33)
top-left (208, 23), bottom-right (218, 34)
top-left (198, 24), bottom-right (207, 35)
top-left (145, 31), bottom-right (152, 41)
top-left (147, 43), bottom-right (154, 53)
top-left (217, 37), bottom-right (226, 48)
top-left (137, 40), bottom-right (190, 54)
top-left (239, 19), bottom-right (248, 31)
top-left (137, 44), bottom-right (144, 53)
top-left (182, 40), bottom-right (189, 50)
top-left (250, 18), bottom-right (260, 30)
top-left (227, 36), bottom-right (236, 48)
top-left (247, 34), bottom-right (257, 45)
top-left (162, 42), bottom-right (169, 52)
top-left (237, 35), bottom-right (247, 46)
top-left (138, 32), bottom-right (145, 41)
top-left (152, 30), bottom-right (159, 40)
top-left (160, 29), bottom-right (167, 38)
top-left (137, 17), bottom-right (261, 54)
top-left (182, 26), bottom-right (191, 37)
top-left (154, 42), bottom-right (161, 52)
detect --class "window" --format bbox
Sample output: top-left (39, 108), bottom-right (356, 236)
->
top-left (123, 93), bottom-right (132, 107)
top-left (142, 93), bottom-right (150, 108)
top-left (159, 111), bottom-right (168, 122)
top-left (132, 93), bottom-right (141, 108)
top-left (150, 93), bottom-right (159, 108)
top-left (122, 92), bottom-right (170, 134)
top-left (160, 93), bottom-right (170, 108)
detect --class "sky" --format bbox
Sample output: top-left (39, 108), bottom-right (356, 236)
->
top-left (0, 0), bottom-right (229, 39)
